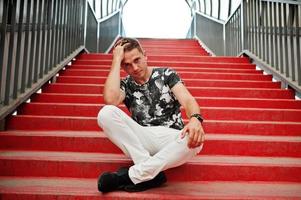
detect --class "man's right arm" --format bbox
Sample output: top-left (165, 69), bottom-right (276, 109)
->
top-left (103, 45), bottom-right (125, 106)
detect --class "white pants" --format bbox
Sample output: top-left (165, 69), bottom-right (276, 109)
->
top-left (97, 105), bottom-right (202, 184)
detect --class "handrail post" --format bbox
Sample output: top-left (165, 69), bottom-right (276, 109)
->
top-left (241, 0), bottom-right (248, 51)
top-left (193, 0), bottom-right (197, 38)
top-left (223, 23), bottom-right (226, 55)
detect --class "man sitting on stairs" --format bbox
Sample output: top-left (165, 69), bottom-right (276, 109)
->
top-left (97, 37), bottom-right (205, 192)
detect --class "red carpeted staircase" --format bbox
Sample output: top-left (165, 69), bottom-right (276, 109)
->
top-left (1, 38), bottom-right (301, 199)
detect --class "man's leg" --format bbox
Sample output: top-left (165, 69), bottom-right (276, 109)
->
top-left (97, 105), bottom-right (167, 192)
top-left (97, 105), bottom-right (154, 164)
top-left (97, 105), bottom-right (201, 192)
top-left (128, 126), bottom-right (202, 185)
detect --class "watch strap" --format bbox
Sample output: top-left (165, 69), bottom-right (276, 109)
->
top-left (190, 113), bottom-right (204, 123)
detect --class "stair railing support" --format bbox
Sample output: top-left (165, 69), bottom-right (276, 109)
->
top-left (241, 0), bottom-right (248, 50)
top-left (0, 0), bottom-right (86, 127)
top-left (189, 0), bottom-right (301, 96)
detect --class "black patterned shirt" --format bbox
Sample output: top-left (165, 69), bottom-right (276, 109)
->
top-left (120, 68), bottom-right (184, 130)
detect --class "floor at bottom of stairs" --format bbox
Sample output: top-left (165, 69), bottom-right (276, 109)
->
top-left (0, 177), bottom-right (301, 199)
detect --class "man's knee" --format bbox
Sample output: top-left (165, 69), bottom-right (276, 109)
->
top-left (178, 135), bottom-right (202, 156)
top-left (97, 105), bottom-right (119, 128)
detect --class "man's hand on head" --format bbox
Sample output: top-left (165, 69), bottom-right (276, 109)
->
top-left (180, 117), bottom-right (205, 149)
top-left (112, 39), bottom-right (130, 64)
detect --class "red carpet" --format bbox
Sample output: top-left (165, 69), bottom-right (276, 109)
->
top-left (1, 38), bottom-right (301, 199)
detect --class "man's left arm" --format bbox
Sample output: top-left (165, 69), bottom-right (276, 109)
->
top-left (171, 83), bottom-right (205, 148)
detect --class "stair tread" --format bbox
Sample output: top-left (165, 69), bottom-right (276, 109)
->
top-left (47, 83), bottom-right (286, 91)
top-left (1, 150), bottom-right (301, 166)
top-left (59, 76), bottom-right (271, 82)
top-left (23, 102), bottom-right (301, 112)
top-left (1, 176), bottom-right (301, 199)
top-left (76, 58), bottom-right (250, 63)
top-left (81, 53), bottom-right (247, 58)
top-left (65, 68), bottom-right (262, 75)
top-left (1, 130), bottom-right (301, 142)
top-left (67, 64), bottom-right (256, 73)
top-left (32, 93), bottom-right (301, 101)
top-left (11, 115), bottom-right (301, 124)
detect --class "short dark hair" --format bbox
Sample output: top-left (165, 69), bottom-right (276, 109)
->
top-left (115, 37), bottom-right (144, 53)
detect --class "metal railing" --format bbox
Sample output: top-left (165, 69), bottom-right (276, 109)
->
top-left (90, 0), bottom-right (125, 19)
top-left (188, 0), bottom-right (301, 94)
top-left (185, 0), bottom-right (236, 21)
top-left (85, 0), bottom-right (124, 53)
top-left (86, 3), bottom-right (98, 52)
top-left (195, 12), bottom-right (224, 56)
top-left (225, 4), bottom-right (242, 56)
top-left (0, 0), bottom-right (86, 116)
top-left (244, 0), bottom-right (300, 87)
top-left (98, 11), bottom-right (121, 52)
top-left (0, 0), bottom-right (124, 126)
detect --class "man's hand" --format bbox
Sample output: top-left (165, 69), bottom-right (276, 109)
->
top-left (103, 39), bottom-right (128, 105)
top-left (112, 41), bottom-right (126, 65)
top-left (181, 117), bottom-right (205, 148)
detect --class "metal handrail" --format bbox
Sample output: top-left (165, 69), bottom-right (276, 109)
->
top-left (224, 2), bottom-right (242, 23)
top-left (89, 0), bottom-right (123, 19)
top-left (0, 0), bottom-right (125, 128)
top-left (0, 0), bottom-right (86, 125)
top-left (261, 0), bottom-right (301, 5)
top-left (187, 0), bottom-right (301, 96)
top-left (196, 11), bottom-right (224, 24)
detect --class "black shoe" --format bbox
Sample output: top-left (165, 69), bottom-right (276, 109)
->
top-left (98, 167), bottom-right (132, 193)
top-left (123, 171), bottom-right (167, 192)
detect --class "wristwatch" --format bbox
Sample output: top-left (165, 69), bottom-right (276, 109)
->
top-left (190, 113), bottom-right (204, 123)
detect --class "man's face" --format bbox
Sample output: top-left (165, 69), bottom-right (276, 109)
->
top-left (121, 48), bottom-right (148, 81)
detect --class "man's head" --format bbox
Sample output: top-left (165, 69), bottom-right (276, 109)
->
top-left (114, 38), bottom-right (150, 84)
top-left (115, 37), bottom-right (144, 54)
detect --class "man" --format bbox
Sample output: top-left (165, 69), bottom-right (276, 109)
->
top-left (97, 37), bottom-right (205, 193)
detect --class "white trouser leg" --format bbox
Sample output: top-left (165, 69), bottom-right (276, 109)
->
top-left (128, 126), bottom-right (202, 184)
top-left (97, 105), bottom-right (153, 164)
top-left (97, 105), bottom-right (202, 184)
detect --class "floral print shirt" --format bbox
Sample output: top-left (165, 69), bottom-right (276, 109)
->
top-left (120, 67), bottom-right (184, 130)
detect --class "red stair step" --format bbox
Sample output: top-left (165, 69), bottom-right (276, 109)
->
top-left (17, 103), bottom-right (301, 122)
top-left (201, 107), bottom-right (301, 122)
top-left (57, 76), bottom-right (280, 88)
top-left (30, 93), bottom-right (301, 109)
top-left (1, 131), bottom-right (300, 157)
top-left (141, 43), bottom-right (202, 47)
top-left (60, 69), bottom-right (272, 81)
top-left (141, 44), bottom-right (202, 48)
top-left (139, 39), bottom-right (199, 44)
top-left (71, 63), bottom-right (256, 70)
top-left (1, 177), bottom-right (301, 199)
top-left (17, 103), bottom-right (103, 117)
top-left (141, 42), bottom-right (200, 47)
top-left (0, 150), bottom-right (300, 181)
top-left (41, 83), bottom-right (294, 99)
top-left (2, 177), bottom-right (300, 199)
top-left (6, 115), bottom-right (100, 131)
top-left (31, 93), bottom-right (104, 104)
top-left (148, 55), bottom-right (249, 63)
top-left (144, 52), bottom-right (209, 56)
top-left (143, 47), bottom-right (206, 52)
top-left (69, 65), bottom-right (261, 74)
top-left (73, 60), bottom-right (254, 68)
top-left (77, 53), bottom-right (250, 63)
top-left (196, 97), bottom-right (301, 109)
top-left (6, 115), bottom-right (301, 136)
